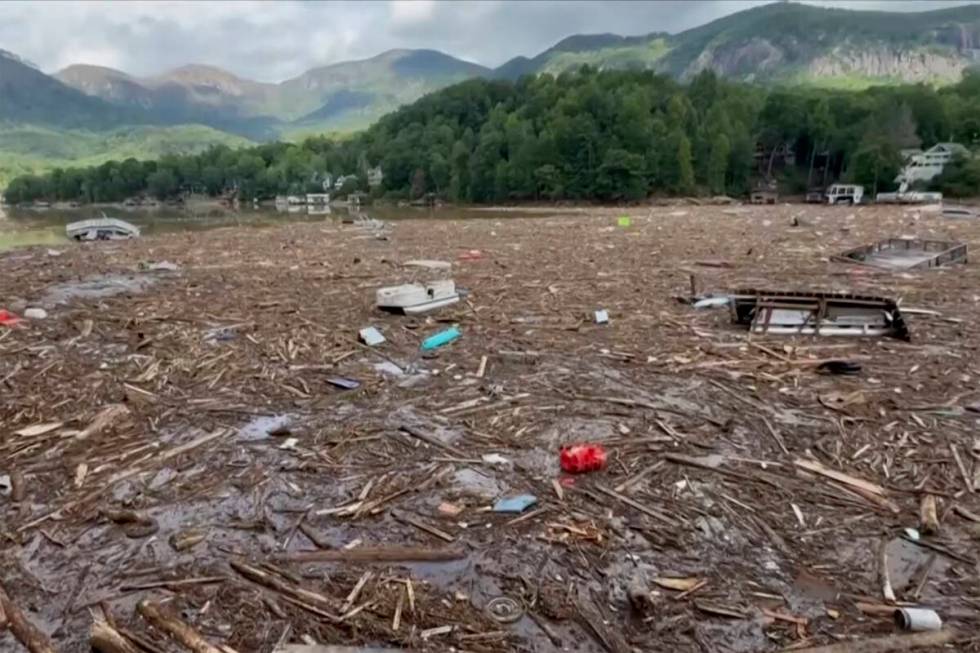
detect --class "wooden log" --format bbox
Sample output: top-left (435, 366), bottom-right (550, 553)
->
top-left (0, 583), bottom-right (56, 653)
top-left (280, 546), bottom-right (466, 563)
top-left (792, 630), bottom-right (954, 652)
top-left (229, 560), bottom-right (341, 621)
top-left (794, 458), bottom-right (900, 513)
top-left (90, 615), bottom-right (142, 653)
top-left (920, 494), bottom-right (940, 534)
top-left (137, 600), bottom-right (224, 653)
top-left (594, 483), bottom-right (679, 526)
top-left (398, 425), bottom-right (466, 458)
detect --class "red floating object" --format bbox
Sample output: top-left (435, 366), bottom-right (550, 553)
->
top-left (458, 249), bottom-right (484, 261)
top-left (560, 444), bottom-right (607, 474)
top-left (0, 309), bottom-right (22, 328)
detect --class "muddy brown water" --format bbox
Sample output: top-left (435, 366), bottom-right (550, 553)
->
top-left (0, 204), bottom-right (566, 252)
top-left (4, 204), bottom-right (979, 652)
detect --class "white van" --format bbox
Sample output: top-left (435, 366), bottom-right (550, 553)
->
top-left (826, 184), bottom-right (864, 205)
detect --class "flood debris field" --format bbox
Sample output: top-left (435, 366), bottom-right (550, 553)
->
top-left (2, 204), bottom-right (980, 653)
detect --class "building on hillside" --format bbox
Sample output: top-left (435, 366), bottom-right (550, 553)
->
top-left (334, 175), bottom-right (358, 191)
top-left (367, 166), bottom-right (384, 188)
top-left (751, 189), bottom-right (778, 204)
top-left (896, 143), bottom-right (970, 186)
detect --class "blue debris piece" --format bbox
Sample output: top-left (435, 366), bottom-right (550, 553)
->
top-left (493, 494), bottom-right (538, 513)
top-left (594, 309), bottom-right (609, 324)
top-left (326, 377), bottom-right (361, 390)
top-left (420, 326), bottom-right (461, 351)
top-left (359, 326), bottom-right (386, 346)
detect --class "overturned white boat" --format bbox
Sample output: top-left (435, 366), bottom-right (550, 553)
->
top-left (942, 204), bottom-right (979, 219)
top-left (66, 217), bottom-right (140, 241)
top-left (376, 280), bottom-right (460, 315)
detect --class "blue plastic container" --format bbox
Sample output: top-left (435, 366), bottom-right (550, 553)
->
top-left (421, 326), bottom-right (461, 351)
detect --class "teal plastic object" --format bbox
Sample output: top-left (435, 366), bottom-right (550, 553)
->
top-left (421, 326), bottom-right (461, 351)
top-left (493, 495), bottom-right (538, 513)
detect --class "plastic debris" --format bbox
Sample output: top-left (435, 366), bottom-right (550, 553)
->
top-left (404, 259), bottom-right (451, 270)
top-left (374, 361), bottom-right (404, 377)
top-left (894, 607), bottom-right (942, 631)
top-left (493, 494), bottom-right (537, 513)
top-left (204, 326), bottom-right (238, 342)
top-left (24, 308), bottom-right (48, 320)
top-left (0, 310), bottom-right (22, 327)
top-left (140, 261), bottom-right (180, 272)
top-left (485, 596), bottom-right (524, 623)
top-left (617, 216), bottom-right (632, 227)
top-left (481, 453), bottom-right (511, 466)
top-left (421, 327), bottom-right (461, 351)
top-left (560, 444), bottom-right (608, 473)
top-left (458, 249), bottom-right (483, 261)
top-left (438, 502), bottom-right (463, 517)
top-left (595, 309), bottom-right (609, 324)
top-left (326, 377), bottom-right (361, 390)
top-left (693, 296), bottom-right (731, 309)
top-left (359, 326), bottom-right (386, 346)
top-left (0, 474), bottom-right (10, 496)
top-left (817, 360), bottom-right (862, 375)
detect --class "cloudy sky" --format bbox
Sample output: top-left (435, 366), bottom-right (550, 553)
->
top-left (0, 0), bottom-right (975, 82)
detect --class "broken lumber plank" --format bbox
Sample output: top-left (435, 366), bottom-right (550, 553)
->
top-left (136, 600), bottom-right (226, 653)
top-left (275, 647), bottom-right (408, 653)
top-left (572, 591), bottom-right (630, 653)
top-left (229, 560), bottom-right (342, 621)
top-left (398, 425), bottom-right (466, 458)
top-left (950, 444), bottom-right (974, 493)
top-left (791, 629), bottom-right (955, 652)
top-left (279, 546), bottom-right (466, 563)
top-left (391, 510), bottom-right (454, 542)
top-left (664, 452), bottom-right (779, 488)
top-left (0, 582), bottom-right (56, 653)
top-left (105, 428), bottom-right (230, 485)
top-left (594, 484), bottom-right (680, 526)
top-left (794, 458), bottom-right (899, 512)
top-left (90, 615), bottom-right (142, 653)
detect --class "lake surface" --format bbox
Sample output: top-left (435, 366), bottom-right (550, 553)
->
top-left (0, 204), bottom-right (563, 252)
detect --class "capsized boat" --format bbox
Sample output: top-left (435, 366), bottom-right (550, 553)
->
top-left (376, 280), bottom-right (460, 315)
top-left (66, 217), bottom-right (140, 241)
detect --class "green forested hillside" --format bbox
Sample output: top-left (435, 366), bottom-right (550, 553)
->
top-left (0, 124), bottom-right (252, 189)
top-left (7, 67), bottom-right (980, 204)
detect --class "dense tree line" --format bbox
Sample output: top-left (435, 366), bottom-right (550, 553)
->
top-left (5, 68), bottom-right (980, 204)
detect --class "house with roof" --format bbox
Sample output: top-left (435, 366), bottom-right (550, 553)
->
top-left (896, 143), bottom-right (970, 185)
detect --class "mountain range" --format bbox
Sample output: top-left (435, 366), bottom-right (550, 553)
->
top-left (3, 1), bottom-right (980, 186)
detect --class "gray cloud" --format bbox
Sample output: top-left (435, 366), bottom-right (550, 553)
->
top-left (0, 0), bottom-right (975, 82)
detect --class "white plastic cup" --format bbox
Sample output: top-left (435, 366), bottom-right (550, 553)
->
top-left (894, 608), bottom-right (942, 631)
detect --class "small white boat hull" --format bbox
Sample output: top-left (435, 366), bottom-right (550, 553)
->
top-left (377, 280), bottom-right (459, 315)
top-left (403, 296), bottom-right (460, 314)
top-left (66, 218), bottom-right (140, 241)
